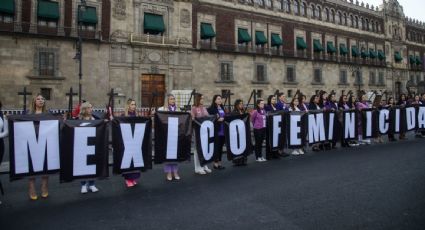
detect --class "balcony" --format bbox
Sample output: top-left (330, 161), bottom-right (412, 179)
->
top-left (130, 33), bottom-right (181, 47)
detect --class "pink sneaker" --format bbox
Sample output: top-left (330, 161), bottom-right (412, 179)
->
top-left (132, 179), bottom-right (138, 185)
top-left (125, 179), bottom-right (134, 188)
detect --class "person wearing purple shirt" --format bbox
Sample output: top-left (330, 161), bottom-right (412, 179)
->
top-left (325, 93), bottom-right (338, 149)
top-left (298, 94), bottom-right (309, 112)
top-left (158, 94), bottom-right (182, 181)
top-left (251, 99), bottom-right (267, 162)
top-left (265, 95), bottom-right (278, 112)
top-left (276, 93), bottom-right (288, 111)
top-left (207, 95), bottom-right (226, 170)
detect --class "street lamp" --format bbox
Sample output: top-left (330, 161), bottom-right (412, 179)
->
top-left (386, 61), bottom-right (397, 99)
top-left (74, 0), bottom-right (87, 103)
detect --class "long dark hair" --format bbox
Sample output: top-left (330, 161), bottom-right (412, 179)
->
top-left (267, 95), bottom-right (275, 106)
top-left (398, 93), bottom-right (407, 104)
top-left (233, 99), bottom-right (244, 114)
top-left (290, 97), bottom-right (298, 110)
top-left (255, 99), bottom-right (264, 112)
top-left (210, 94), bottom-right (224, 110)
top-left (338, 95), bottom-right (346, 108)
top-left (309, 95), bottom-right (318, 105)
top-left (319, 91), bottom-right (327, 107)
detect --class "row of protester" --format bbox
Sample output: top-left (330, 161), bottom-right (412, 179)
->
top-left (1, 90), bottom-right (425, 201)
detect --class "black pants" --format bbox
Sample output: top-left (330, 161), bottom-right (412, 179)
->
top-left (214, 135), bottom-right (225, 162)
top-left (254, 128), bottom-right (266, 159)
top-left (0, 139), bottom-right (3, 166)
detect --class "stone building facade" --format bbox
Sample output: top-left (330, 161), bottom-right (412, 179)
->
top-left (0, 0), bottom-right (425, 109)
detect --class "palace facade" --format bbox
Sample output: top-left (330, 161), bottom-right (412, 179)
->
top-left (0, 0), bottom-right (425, 109)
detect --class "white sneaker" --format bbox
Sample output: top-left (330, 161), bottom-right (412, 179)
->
top-left (195, 169), bottom-right (206, 175)
top-left (204, 166), bottom-right (212, 173)
top-left (81, 185), bottom-right (88, 194)
top-left (298, 149), bottom-right (305, 155)
top-left (261, 157), bottom-right (267, 162)
top-left (89, 185), bottom-right (99, 193)
top-left (256, 158), bottom-right (262, 162)
top-left (291, 150), bottom-right (300, 156)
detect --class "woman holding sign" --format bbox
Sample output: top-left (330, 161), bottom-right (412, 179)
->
top-left (207, 95), bottom-right (226, 170)
top-left (28, 94), bottom-right (49, 200)
top-left (288, 97), bottom-right (305, 155)
top-left (158, 94), bottom-right (182, 181)
top-left (78, 101), bottom-right (100, 194)
top-left (121, 99), bottom-right (142, 187)
top-left (231, 99), bottom-right (248, 166)
top-left (251, 99), bottom-right (267, 162)
top-left (191, 93), bottom-right (212, 175)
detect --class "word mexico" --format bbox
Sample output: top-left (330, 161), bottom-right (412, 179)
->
top-left (7, 106), bottom-right (425, 181)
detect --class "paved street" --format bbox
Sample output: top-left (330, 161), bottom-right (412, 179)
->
top-left (0, 138), bottom-right (425, 230)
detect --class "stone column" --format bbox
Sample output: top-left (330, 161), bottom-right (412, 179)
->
top-left (134, 1), bottom-right (141, 35)
top-left (70, 0), bottom-right (77, 37)
top-left (58, 0), bottom-right (65, 36)
top-left (14, 0), bottom-right (22, 32)
top-left (29, 0), bottom-right (37, 33)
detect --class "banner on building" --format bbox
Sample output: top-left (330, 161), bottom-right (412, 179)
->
top-left (112, 116), bottom-right (153, 175)
top-left (60, 119), bottom-right (109, 182)
top-left (224, 114), bottom-right (252, 161)
top-left (154, 111), bottom-right (192, 164)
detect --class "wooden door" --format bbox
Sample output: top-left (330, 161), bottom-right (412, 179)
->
top-left (140, 74), bottom-right (165, 107)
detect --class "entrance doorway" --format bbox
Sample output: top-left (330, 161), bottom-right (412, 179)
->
top-left (140, 74), bottom-right (165, 107)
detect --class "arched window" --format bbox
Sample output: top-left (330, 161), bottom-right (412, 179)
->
top-left (361, 18), bottom-right (364, 30)
top-left (366, 19), bottom-right (369, 31)
top-left (325, 8), bottom-right (329, 21)
top-left (317, 6), bottom-right (322, 19)
top-left (294, 0), bottom-right (299, 15)
top-left (311, 4), bottom-right (316, 18)
top-left (337, 11), bottom-right (342, 24)
top-left (331, 9), bottom-right (335, 23)
top-left (376, 22), bottom-right (380, 32)
top-left (371, 20), bottom-right (375, 32)
top-left (301, 2), bottom-right (307, 16)
top-left (344, 13), bottom-right (347, 25)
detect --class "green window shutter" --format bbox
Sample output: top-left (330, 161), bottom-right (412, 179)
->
top-left (144, 13), bottom-right (165, 34)
top-left (0, 0), bottom-right (15, 14)
top-left (313, 39), bottom-right (323, 52)
top-left (361, 49), bottom-right (369, 59)
top-left (78, 6), bottom-right (97, 24)
top-left (296, 37), bottom-right (307, 50)
top-left (238, 28), bottom-right (251, 43)
top-left (351, 46), bottom-right (359, 57)
top-left (327, 42), bottom-right (336, 54)
top-left (394, 52), bottom-right (403, 62)
top-left (369, 49), bottom-right (377, 59)
top-left (200, 23), bottom-right (215, 39)
top-left (271, 33), bottom-right (283, 47)
top-left (409, 55), bottom-right (416, 64)
top-left (339, 44), bottom-right (348, 55)
top-left (378, 50), bottom-right (386, 60)
top-left (255, 31), bottom-right (267, 45)
top-left (416, 56), bottom-right (423, 65)
top-left (38, 0), bottom-right (59, 20)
